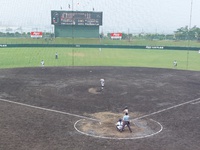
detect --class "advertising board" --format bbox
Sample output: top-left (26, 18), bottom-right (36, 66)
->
top-left (30, 32), bottom-right (43, 38)
top-left (110, 33), bottom-right (122, 39)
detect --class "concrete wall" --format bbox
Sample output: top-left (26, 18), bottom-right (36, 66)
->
top-left (54, 25), bottom-right (99, 38)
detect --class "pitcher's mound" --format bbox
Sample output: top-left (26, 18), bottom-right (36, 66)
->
top-left (88, 88), bottom-right (102, 94)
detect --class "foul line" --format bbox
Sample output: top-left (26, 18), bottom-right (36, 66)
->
top-left (0, 97), bottom-right (199, 140)
top-left (133, 97), bottom-right (200, 120)
top-left (1, 97), bottom-right (199, 122)
top-left (0, 98), bottom-right (163, 140)
top-left (191, 100), bottom-right (200, 104)
top-left (0, 98), bottom-right (98, 121)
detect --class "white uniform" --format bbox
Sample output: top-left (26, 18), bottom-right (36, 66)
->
top-left (123, 108), bottom-right (128, 114)
top-left (173, 60), bottom-right (177, 68)
top-left (41, 60), bottom-right (45, 67)
top-left (123, 106), bottom-right (128, 114)
top-left (116, 121), bottom-right (123, 131)
top-left (100, 79), bottom-right (105, 89)
top-left (55, 52), bottom-right (58, 59)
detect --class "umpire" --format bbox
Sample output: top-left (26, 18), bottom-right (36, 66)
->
top-left (121, 113), bottom-right (132, 133)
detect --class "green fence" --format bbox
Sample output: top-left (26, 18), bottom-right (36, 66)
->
top-left (0, 44), bottom-right (200, 51)
top-left (55, 26), bottom-right (99, 38)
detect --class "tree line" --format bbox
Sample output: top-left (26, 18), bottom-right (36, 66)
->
top-left (1, 26), bottom-right (200, 41)
top-left (106, 26), bottom-right (200, 41)
top-left (0, 31), bottom-right (54, 38)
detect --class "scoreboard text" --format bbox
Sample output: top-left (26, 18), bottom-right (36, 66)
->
top-left (51, 11), bottom-right (103, 26)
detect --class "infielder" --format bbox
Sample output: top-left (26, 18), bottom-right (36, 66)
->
top-left (100, 78), bottom-right (105, 90)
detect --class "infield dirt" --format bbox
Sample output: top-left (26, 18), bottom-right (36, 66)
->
top-left (0, 67), bottom-right (200, 150)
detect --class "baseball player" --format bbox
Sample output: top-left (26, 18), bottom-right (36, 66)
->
top-left (100, 78), bottom-right (105, 90)
top-left (173, 60), bottom-right (177, 69)
top-left (116, 118), bottom-right (123, 132)
top-left (41, 60), bottom-right (45, 67)
top-left (123, 106), bottom-right (128, 114)
top-left (55, 52), bottom-right (58, 59)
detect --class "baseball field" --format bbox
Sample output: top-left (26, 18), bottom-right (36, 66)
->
top-left (0, 38), bottom-right (200, 150)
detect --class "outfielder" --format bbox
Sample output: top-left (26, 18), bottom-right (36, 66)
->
top-left (173, 60), bottom-right (177, 69)
top-left (41, 60), bottom-right (45, 67)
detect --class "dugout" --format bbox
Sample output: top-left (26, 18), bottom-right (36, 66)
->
top-left (51, 10), bottom-right (103, 38)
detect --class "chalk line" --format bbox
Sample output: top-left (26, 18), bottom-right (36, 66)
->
top-left (74, 118), bottom-right (163, 140)
top-left (0, 98), bottom-right (98, 121)
top-left (133, 97), bottom-right (200, 120)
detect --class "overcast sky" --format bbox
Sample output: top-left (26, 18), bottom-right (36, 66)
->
top-left (0, 0), bottom-right (200, 33)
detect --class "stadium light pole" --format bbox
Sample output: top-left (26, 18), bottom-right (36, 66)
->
top-left (186, 0), bottom-right (193, 70)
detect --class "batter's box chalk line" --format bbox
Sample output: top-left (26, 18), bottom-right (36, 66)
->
top-left (74, 118), bottom-right (163, 140)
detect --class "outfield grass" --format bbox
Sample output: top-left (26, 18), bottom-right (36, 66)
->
top-left (0, 47), bottom-right (200, 71)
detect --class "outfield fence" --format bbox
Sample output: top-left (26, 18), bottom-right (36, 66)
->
top-left (0, 44), bottom-right (200, 51)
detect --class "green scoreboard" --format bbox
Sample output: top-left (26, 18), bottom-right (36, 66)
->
top-left (51, 11), bottom-right (103, 38)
